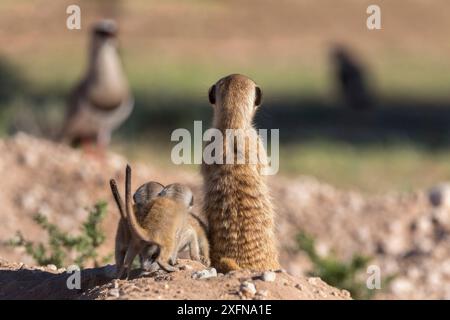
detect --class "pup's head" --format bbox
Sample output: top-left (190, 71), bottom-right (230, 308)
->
top-left (158, 183), bottom-right (194, 210)
top-left (139, 244), bottom-right (161, 272)
top-left (133, 181), bottom-right (165, 214)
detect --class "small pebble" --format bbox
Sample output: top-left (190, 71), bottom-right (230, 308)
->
top-left (261, 271), bottom-right (276, 282)
top-left (180, 264), bottom-right (193, 270)
top-left (256, 290), bottom-right (268, 298)
top-left (275, 269), bottom-right (287, 273)
top-left (341, 289), bottom-right (351, 298)
top-left (108, 288), bottom-right (120, 298)
top-left (240, 281), bottom-right (257, 298)
top-left (192, 268), bottom-right (217, 280)
top-left (308, 277), bottom-right (321, 286)
top-left (46, 264), bottom-right (57, 271)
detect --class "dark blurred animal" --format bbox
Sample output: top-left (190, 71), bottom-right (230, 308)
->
top-left (332, 46), bottom-right (374, 110)
top-left (61, 19), bottom-right (133, 148)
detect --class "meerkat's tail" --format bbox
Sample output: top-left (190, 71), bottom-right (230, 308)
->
top-left (125, 165), bottom-right (152, 242)
top-left (109, 179), bottom-right (126, 220)
top-left (216, 257), bottom-right (241, 273)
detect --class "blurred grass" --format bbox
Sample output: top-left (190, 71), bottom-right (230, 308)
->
top-left (2, 56), bottom-right (450, 193)
top-left (281, 141), bottom-right (450, 192)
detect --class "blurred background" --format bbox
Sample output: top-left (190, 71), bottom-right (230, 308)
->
top-left (1, 0), bottom-right (450, 192)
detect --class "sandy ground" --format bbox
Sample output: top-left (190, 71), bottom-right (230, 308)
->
top-left (0, 258), bottom-right (350, 300)
top-left (1, 133), bottom-right (450, 299)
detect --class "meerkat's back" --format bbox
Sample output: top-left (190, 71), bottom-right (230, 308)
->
top-left (202, 74), bottom-right (279, 272)
top-left (142, 197), bottom-right (187, 247)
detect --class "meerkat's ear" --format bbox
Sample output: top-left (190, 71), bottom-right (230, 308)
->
top-left (255, 86), bottom-right (263, 107)
top-left (208, 85), bottom-right (216, 105)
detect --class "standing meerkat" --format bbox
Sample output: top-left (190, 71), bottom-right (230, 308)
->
top-left (202, 74), bottom-right (279, 272)
top-left (109, 178), bottom-right (163, 278)
top-left (61, 19), bottom-right (134, 148)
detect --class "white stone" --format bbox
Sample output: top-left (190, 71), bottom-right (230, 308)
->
top-left (261, 271), bottom-right (276, 282)
top-left (192, 268), bottom-right (217, 280)
top-left (108, 288), bottom-right (120, 298)
top-left (240, 281), bottom-right (256, 297)
top-left (46, 264), bottom-right (57, 271)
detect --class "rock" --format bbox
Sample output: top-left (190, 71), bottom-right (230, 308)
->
top-left (308, 277), bottom-right (321, 286)
top-left (261, 271), bottom-right (276, 282)
top-left (240, 281), bottom-right (256, 298)
top-left (391, 278), bottom-right (414, 295)
top-left (108, 288), bottom-right (120, 298)
top-left (180, 264), bottom-right (193, 270)
top-left (341, 290), bottom-right (351, 298)
top-left (46, 264), bottom-right (57, 271)
top-left (192, 268), bottom-right (217, 280)
top-left (255, 290), bottom-right (268, 300)
top-left (275, 268), bottom-right (287, 273)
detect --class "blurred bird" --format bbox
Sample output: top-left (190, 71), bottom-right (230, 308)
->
top-left (61, 19), bottom-right (133, 149)
top-left (331, 46), bottom-right (374, 110)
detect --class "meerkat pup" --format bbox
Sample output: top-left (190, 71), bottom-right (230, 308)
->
top-left (122, 166), bottom-right (195, 277)
top-left (159, 184), bottom-right (210, 267)
top-left (202, 74), bottom-right (279, 273)
top-left (109, 178), bottom-right (163, 278)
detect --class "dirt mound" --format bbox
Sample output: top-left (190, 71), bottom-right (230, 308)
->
top-left (0, 259), bottom-right (349, 300)
top-left (0, 133), bottom-right (449, 299)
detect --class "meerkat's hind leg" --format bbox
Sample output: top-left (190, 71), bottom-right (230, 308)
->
top-left (115, 246), bottom-right (127, 279)
top-left (169, 228), bottom-right (199, 267)
top-left (121, 242), bottom-right (140, 279)
top-left (198, 238), bottom-right (210, 266)
top-left (187, 231), bottom-right (201, 262)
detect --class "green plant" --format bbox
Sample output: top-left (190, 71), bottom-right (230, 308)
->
top-left (296, 231), bottom-right (388, 299)
top-left (7, 202), bottom-right (112, 269)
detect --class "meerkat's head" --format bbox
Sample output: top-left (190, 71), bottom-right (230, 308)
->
top-left (140, 244), bottom-right (161, 272)
top-left (158, 183), bottom-right (194, 210)
top-left (208, 74), bottom-right (262, 128)
top-left (133, 181), bottom-right (165, 213)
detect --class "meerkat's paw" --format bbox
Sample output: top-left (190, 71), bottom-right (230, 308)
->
top-left (158, 261), bottom-right (179, 273)
top-left (200, 256), bottom-right (211, 267)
